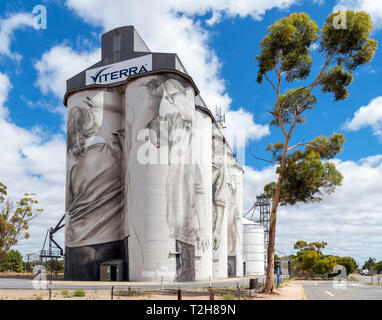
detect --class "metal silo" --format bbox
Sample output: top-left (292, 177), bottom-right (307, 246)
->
top-left (243, 218), bottom-right (264, 276)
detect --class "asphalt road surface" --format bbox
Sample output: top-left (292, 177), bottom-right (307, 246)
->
top-left (303, 280), bottom-right (382, 300)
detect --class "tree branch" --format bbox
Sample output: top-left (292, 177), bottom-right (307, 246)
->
top-left (264, 73), bottom-right (277, 92)
top-left (249, 144), bottom-right (279, 165)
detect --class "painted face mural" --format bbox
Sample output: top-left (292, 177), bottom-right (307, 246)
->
top-left (65, 92), bottom-right (124, 248)
top-left (143, 75), bottom-right (209, 281)
top-left (64, 73), bottom-right (235, 282)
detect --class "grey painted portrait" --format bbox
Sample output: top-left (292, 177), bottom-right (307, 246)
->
top-left (64, 91), bottom-right (125, 280)
top-left (141, 74), bottom-right (210, 281)
top-left (212, 134), bottom-right (227, 252)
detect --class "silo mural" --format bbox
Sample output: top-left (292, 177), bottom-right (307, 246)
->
top-left (212, 130), bottom-right (228, 279)
top-left (227, 153), bottom-right (244, 277)
top-left (64, 90), bottom-right (125, 280)
top-left (125, 74), bottom-right (211, 281)
top-left (63, 26), bottom-right (244, 282)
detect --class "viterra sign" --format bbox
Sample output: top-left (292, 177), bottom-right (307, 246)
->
top-left (85, 54), bottom-right (152, 85)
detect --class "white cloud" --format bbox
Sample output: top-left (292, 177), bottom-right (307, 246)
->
top-left (335, 0), bottom-right (382, 29)
top-left (0, 12), bottom-right (34, 60)
top-left (243, 156), bottom-right (382, 264)
top-left (66, 0), bottom-right (297, 26)
top-left (0, 72), bottom-right (66, 256)
top-left (0, 72), bottom-right (12, 117)
top-left (225, 108), bottom-right (270, 150)
top-left (6, 0), bottom-right (294, 258)
top-left (34, 45), bottom-right (100, 99)
top-left (64, 0), bottom-right (292, 107)
top-left (344, 96), bottom-right (382, 139)
top-left (243, 165), bottom-right (277, 211)
top-left (58, 0), bottom-right (292, 144)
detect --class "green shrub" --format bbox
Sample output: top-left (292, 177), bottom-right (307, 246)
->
top-left (73, 290), bottom-right (86, 297)
top-left (60, 289), bottom-right (71, 298)
top-left (222, 293), bottom-right (235, 300)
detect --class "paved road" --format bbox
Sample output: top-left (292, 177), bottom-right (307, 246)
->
top-left (302, 280), bottom-right (382, 300)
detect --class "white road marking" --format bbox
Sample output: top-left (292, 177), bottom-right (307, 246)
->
top-left (313, 283), bottom-right (318, 286)
top-left (325, 291), bottom-right (334, 297)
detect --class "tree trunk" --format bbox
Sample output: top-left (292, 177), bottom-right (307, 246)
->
top-left (264, 174), bottom-right (283, 293)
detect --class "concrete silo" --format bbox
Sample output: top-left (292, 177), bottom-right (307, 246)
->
top-left (62, 26), bottom-right (242, 282)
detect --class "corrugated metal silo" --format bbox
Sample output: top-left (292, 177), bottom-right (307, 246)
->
top-left (243, 218), bottom-right (264, 276)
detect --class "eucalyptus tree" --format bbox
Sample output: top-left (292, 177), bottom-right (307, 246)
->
top-left (255, 10), bottom-right (377, 292)
top-left (0, 182), bottom-right (43, 263)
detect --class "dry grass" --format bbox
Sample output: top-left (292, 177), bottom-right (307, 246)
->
top-left (0, 281), bottom-right (304, 300)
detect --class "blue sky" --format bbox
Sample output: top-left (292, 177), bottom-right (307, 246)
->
top-left (0, 0), bottom-right (381, 266)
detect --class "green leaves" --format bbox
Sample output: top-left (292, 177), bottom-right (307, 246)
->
top-left (264, 134), bottom-right (345, 206)
top-left (292, 241), bottom-right (358, 276)
top-left (0, 182), bottom-right (43, 263)
top-left (256, 10), bottom-right (377, 102)
top-left (255, 10), bottom-right (376, 289)
top-left (320, 10), bottom-right (377, 67)
top-left (256, 12), bottom-right (319, 83)
top-left (319, 65), bottom-right (354, 101)
top-left (0, 182), bottom-right (7, 202)
top-left (0, 249), bottom-right (24, 273)
top-left (307, 133), bottom-right (346, 160)
top-left (255, 11), bottom-right (376, 208)
top-left (317, 10), bottom-right (377, 101)
top-left (271, 88), bottom-right (317, 127)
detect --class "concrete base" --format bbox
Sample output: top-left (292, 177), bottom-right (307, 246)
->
top-left (64, 238), bottom-right (129, 281)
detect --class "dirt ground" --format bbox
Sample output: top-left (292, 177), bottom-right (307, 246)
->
top-left (0, 281), bottom-right (304, 300)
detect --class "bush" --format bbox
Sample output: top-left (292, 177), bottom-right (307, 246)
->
top-left (0, 250), bottom-right (24, 273)
top-left (222, 293), bottom-right (235, 300)
top-left (73, 290), bottom-right (86, 297)
top-left (60, 289), bottom-right (70, 298)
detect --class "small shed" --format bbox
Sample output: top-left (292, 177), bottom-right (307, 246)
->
top-left (100, 259), bottom-right (124, 281)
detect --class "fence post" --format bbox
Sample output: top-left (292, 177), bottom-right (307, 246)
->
top-left (209, 287), bottom-right (214, 300)
top-left (177, 289), bottom-right (182, 300)
top-left (161, 276), bottom-right (164, 292)
top-left (48, 280), bottom-right (52, 300)
top-left (236, 282), bottom-right (241, 300)
top-left (111, 285), bottom-right (114, 300)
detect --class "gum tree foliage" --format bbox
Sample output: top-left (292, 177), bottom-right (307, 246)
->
top-left (0, 249), bottom-right (24, 273)
top-left (255, 11), bottom-right (377, 292)
top-left (293, 241), bottom-right (358, 276)
top-left (336, 256), bottom-right (358, 275)
top-left (375, 261), bottom-right (382, 274)
top-left (361, 257), bottom-right (379, 272)
top-left (0, 182), bottom-right (43, 263)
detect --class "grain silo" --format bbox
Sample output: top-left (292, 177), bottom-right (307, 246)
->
top-left (243, 218), bottom-right (264, 276)
top-left (62, 26), bottom-right (242, 282)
